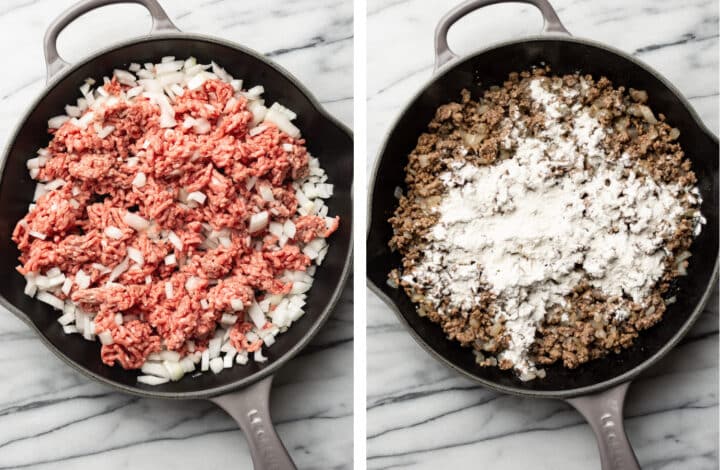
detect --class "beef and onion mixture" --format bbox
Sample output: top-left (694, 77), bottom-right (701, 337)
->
top-left (388, 68), bottom-right (705, 380)
top-left (14, 57), bottom-right (339, 385)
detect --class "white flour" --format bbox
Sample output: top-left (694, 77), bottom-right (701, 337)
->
top-left (406, 78), bottom-right (698, 380)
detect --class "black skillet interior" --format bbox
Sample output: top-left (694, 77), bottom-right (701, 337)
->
top-left (368, 39), bottom-right (719, 394)
top-left (0, 37), bottom-right (353, 396)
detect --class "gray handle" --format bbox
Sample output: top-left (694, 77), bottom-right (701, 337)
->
top-left (434, 0), bottom-right (570, 71)
top-left (43, 0), bottom-right (179, 82)
top-left (210, 376), bottom-right (297, 470)
top-left (567, 382), bottom-right (641, 470)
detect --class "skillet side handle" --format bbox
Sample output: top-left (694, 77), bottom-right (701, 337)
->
top-left (434, 0), bottom-right (570, 72)
top-left (43, 0), bottom-right (179, 83)
top-left (567, 382), bottom-right (641, 470)
top-left (210, 375), bottom-right (297, 470)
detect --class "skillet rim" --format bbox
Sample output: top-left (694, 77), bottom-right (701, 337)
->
top-left (367, 33), bottom-right (719, 399)
top-left (0, 31), bottom-right (354, 400)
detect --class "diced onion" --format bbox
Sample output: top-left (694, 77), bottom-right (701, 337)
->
top-left (28, 230), bottom-right (46, 240)
top-left (290, 281), bottom-right (311, 295)
top-left (107, 257), bottom-right (129, 283)
top-left (201, 349), bottom-right (210, 371)
top-left (254, 350), bottom-right (267, 363)
top-left (132, 172), bottom-right (147, 187)
top-left (187, 191), bottom-right (207, 204)
top-left (249, 211), bottom-right (269, 233)
top-left (98, 330), bottom-right (114, 345)
top-left (104, 226), bottom-right (123, 239)
top-left (37, 291), bottom-right (64, 310)
top-left (123, 211), bottom-right (150, 231)
top-left (141, 362), bottom-right (170, 378)
top-left (264, 107), bottom-right (300, 138)
top-left (248, 301), bottom-right (266, 329)
top-left (137, 375), bottom-right (169, 385)
top-left (127, 246), bottom-right (144, 265)
top-left (165, 282), bottom-right (174, 299)
top-left (163, 360), bottom-right (185, 381)
top-left (209, 357), bottom-right (224, 374)
top-left (48, 115), bottom-right (69, 129)
top-left (75, 269), bottom-right (91, 289)
top-left (258, 185), bottom-right (274, 202)
top-left (192, 118), bottom-right (211, 134)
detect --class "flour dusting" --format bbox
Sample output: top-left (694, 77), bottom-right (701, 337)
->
top-left (404, 77), bottom-right (700, 380)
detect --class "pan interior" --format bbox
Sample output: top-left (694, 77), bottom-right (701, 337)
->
top-left (367, 39), bottom-right (718, 395)
top-left (0, 37), bottom-right (352, 397)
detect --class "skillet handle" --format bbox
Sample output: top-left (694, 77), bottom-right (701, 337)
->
top-left (210, 375), bottom-right (297, 470)
top-left (43, 0), bottom-right (179, 83)
top-left (434, 0), bottom-right (570, 72)
top-left (566, 382), bottom-right (641, 470)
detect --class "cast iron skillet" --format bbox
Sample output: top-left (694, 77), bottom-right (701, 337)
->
top-left (367, 0), bottom-right (718, 468)
top-left (0, 1), bottom-right (352, 468)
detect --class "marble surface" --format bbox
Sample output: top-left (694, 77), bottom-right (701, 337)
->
top-left (0, 1), bottom-right (352, 469)
top-left (367, 0), bottom-right (718, 469)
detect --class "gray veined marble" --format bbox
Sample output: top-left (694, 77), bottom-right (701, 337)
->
top-left (367, 0), bottom-right (718, 469)
top-left (0, 1), bottom-right (352, 469)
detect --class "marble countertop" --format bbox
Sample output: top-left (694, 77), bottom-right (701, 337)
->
top-left (0, 1), bottom-right (352, 469)
top-left (367, 0), bottom-right (718, 469)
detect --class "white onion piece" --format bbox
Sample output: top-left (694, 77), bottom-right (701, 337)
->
top-left (283, 220), bottom-right (296, 238)
top-left (230, 298), bottom-right (244, 311)
top-left (104, 226), bottom-right (123, 239)
top-left (290, 281), bottom-right (311, 295)
top-left (141, 362), bottom-right (170, 378)
top-left (249, 211), bottom-right (269, 233)
top-left (137, 375), bottom-right (169, 385)
top-left (123, 211), bottom-right (150, 231)
top-left (210, 357), bottom-right (224, 374)
top-left (211, 61), bottom-right (233, 83)
top-left (263, 107), bottom-right (300, 138)
top-left (29, 230), bottom-right (47, 240)
top-left (37, 291), bottom-right (64, 310)
top-left (48, 115), bottom-right (69, 129)
top-left (33, 183), bottom-right (47, 202)
top-left (75, 269), bottom-right (91, 289)
top-left (107, 257), bottom-right (129, 283)
top-left (245, 85), bottom-right (264, 98)
top-left (155, 60), bottom-right (184, 74)
top-left (258, 185), bottom-right (274, 202)
top-left (247, 101), bottom-right (267, 125)
top-left (201, 349), bottom-right (210, 371)
top-left (168, 231), bottom-right (183, 251)
top-left (248, 301), bottom-right (266, 329)
top-left (221, 313), bottom-right (238, 325)
top-left (46, 179), bottom-right (66, 190)
top-left (132, 172), bottom-right (146, 187)
top-left (192, 117), bottom-right (211, 134)
top-left (267, 102), bottom-right (297, 121)
top-left (187, 191), bottom-right (207, 204)
top-left (113, 69), bottom-right (137, 86)
top-left (165, 282), bottom-right (174, 299)
top-left (254, 350), bottom-right (267, 363)
top-left (98, 330), bottom-right (114, 345)
top-left (65, 105), bottom-right (81, 118)
top-left (127, 246), bottom-right (144, 265)
top-left (208, 338), bottom-right (222, 358)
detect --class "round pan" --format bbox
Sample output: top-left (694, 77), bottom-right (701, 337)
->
top-left (367, 0), bottom-right (718, 468)
top-left (0, 1), bottom-right (353, 468)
